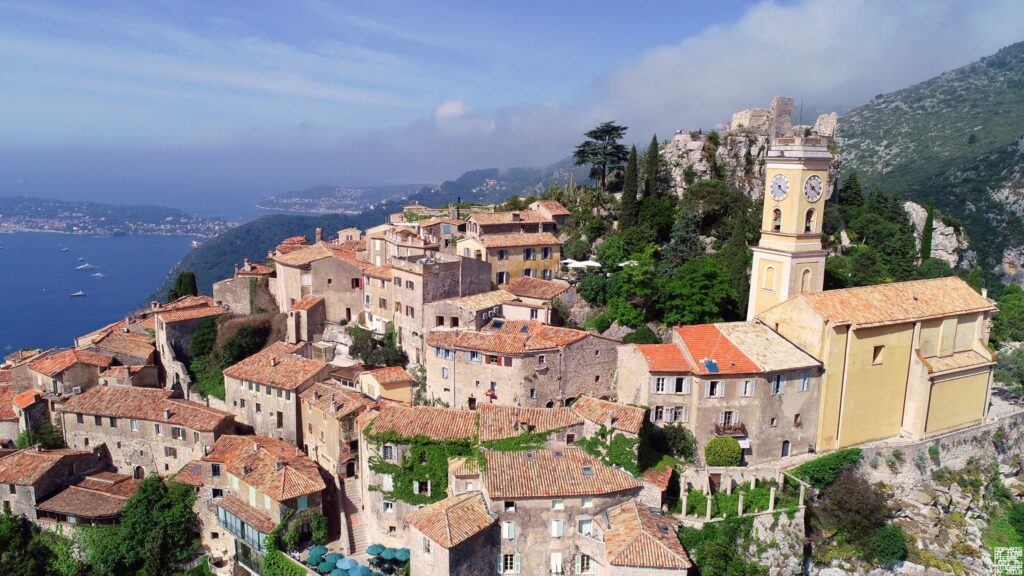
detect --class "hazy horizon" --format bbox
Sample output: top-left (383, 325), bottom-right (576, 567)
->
top-left (3, 0), bottom-right (1023, 216)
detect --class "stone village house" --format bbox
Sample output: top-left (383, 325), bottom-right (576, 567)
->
top-left (0, 446), bottom-right (109, 522)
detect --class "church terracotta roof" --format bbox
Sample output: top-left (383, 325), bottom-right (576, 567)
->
top-left (795, 276), bottom-right (995, 328)
top-left (204, 435), bottom-right (325, 501)
top-left (484, 448), bottom-right (640, 499)
top-left (222, 342), bottom-right (326, 390)
top-left (405, 492), bottom-right (494, 548)
top-left (61, 387), bottom-right (233, 431)
top-left (599, 500), bottom-right (692, 570)
top-left (29, 348), bottom-right (114, 377)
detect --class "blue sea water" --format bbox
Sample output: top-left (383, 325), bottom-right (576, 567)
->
top-left (0, 232), bottom-right (192, 352)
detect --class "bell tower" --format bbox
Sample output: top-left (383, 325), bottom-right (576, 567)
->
top-left (747, 136), bottom-right (833, 320)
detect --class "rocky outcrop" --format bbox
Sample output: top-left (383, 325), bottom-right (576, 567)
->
top-left (747, 510), bottom-right (805, 576)
top-left (903, 201), bottom-right (969, 268)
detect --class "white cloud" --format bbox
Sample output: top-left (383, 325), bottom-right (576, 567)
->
top-left (434, 99), bottom-right (470, 120)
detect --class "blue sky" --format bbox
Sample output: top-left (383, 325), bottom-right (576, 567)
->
top-left (2, 1), bottom-right (1022, 217)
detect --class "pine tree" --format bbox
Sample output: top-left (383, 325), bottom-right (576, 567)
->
top-left (642, 134), bottom-right (664, 197)
top-left (573, 121), bottom-right (629, 190)
top-left (920, 203), bottom-right (935, 262)
top-left (167, 270), bottom-right (198, 302)
top-left (619, 145), bottom-right (640, 231)
top-left (663, 208), bottom-right (702, 271)
top-left (839, 172), bottom-right (864, 222)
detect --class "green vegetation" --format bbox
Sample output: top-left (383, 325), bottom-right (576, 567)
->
top-left (263, 514), bottom-right (308, 576)
top-left (619, 145), bottom-right (640, 230)
top-left (0, 512), bottom-right (82, 576)
top-left (703, 436), bottom-right (742, 467)
top-left (365, 430), bottom-right (476, 506)
top-left (14, 421), bottom-right (64, 450)
top-left (190, 320), bottom-right (270, 400)
top-left (575, 425), bottom-right (641, 475)
top-left (573, 121), bottom-right (629, 190)
top-left (678, 480), bottom-right (799, 518)
top-left (347, 326), bottom-right (409, 368)
top-left (873, 525), bottom-right (908, 564)
top-left (992, 285), bottom-right (1024, 348)
top-left (167, 270), bottom-right (198, 302)
top-left (622, 325), bottom-right (659, 345)
top-left (481, 430), bottom-right (551, 452)
top-left (662, 424), bottom-right (696, 461)
top-left (789, 448), bottom-right (862, 489)
top-left (677, 517), bottom-right (767, 576)
top-left (811, 471), bottom-right (888, 562)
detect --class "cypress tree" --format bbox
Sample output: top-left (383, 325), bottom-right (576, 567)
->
top-left (642, 134), bottom-right (662, 197)
top-left (663, 208), bottom-right (703, 271)
top-left (719, 210), bottom-right (753, 312)
top-left (619, 145), bottom-right (640, 231)
top-left (167, 270), bottom-right (198, 302)
top-left (920, 203), bottom-right (935, 262)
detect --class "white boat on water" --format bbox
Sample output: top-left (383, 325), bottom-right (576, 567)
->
top-left (90, 272), bottom-right (105, 278)
top-left (75, 263), bottom-right (98, 270)
top-left (69, 291), bottom-right (86, 297)
top-left (61, 247), bottom-right (70, 252)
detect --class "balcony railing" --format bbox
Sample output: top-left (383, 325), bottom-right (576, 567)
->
top-left (714, 422), bottom-right (747, 437)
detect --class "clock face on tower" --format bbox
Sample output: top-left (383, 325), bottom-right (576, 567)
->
top-left (770, 174), bottom-right (789, 201)
top-left (804, 175), bottom-right (824, 202)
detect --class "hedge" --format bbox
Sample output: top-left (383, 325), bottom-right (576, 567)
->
top-left (789, 448), bottom-right (862, 489)
top-left (704, 436), bottom-right (742, 467)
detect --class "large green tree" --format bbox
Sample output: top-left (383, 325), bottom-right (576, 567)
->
top-left (167, 270), bottom-right (198, 302)
top-left (619, 145), bottom-right (640, 231)
top-left (641, 134), bottom-right (669, 198)
top-left (573, 121), bottom-right (628, 190)
top-left (662, 208), bottom-right (703, 271)
top-left (656, 256), bottom-right (738, 325)
top-left (718, 211), bottom-right (754, 312)
top-left (920, 203), bottom-right (935, 261)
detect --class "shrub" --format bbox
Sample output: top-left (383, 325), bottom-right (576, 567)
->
top-left (816, 471), bottom-right (887, 545)
top-left (704, 437), bottom-right (742, 467)
top-left (584, 311), bottom-right (613, 334)
top-left (928, 445), bottom-right (941, 466)
top-left (790, 448), bottom-right (862, 489)
top-left (873, 524), bottom-right (908, 564)
top-left (663, 425), bottom-right (696, 461)
top-left (622, 325), bottom-right (660, 344)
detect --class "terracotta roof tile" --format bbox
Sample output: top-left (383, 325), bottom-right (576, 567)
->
top-left (291, 296), bottom-right (324, 312)
top-left (921, 349), bottom-right (995, 375)
top-left (405, 492), bottom-right (494, 548)
top-left (173, 461), bottom-right (204, 487)
top-left (29, 349), bottom-right (114, 377)
top-left (0, 448), bottom-right (96, 486)
top-left (530, 200), bottom-right (571, 216)
top-left (674, 325), bottom-right (760, 376)
top-left (157, 304), bottom-right (226, 324)
top-left (0, 386), bottom-right (16, 421)
top-left (366, 366), bottom-right (414, 386)
top-left (440, 290), bottom-right (517, 311)
top-left (367, 404), bottom-right (477, 441)
top-left (204, 435), bottom-right (325, 500)
top-left (273, 242), bottom-right (336, 267)
top-left (477, 405), bottom-right (582, 442)
top-left (13, 389), bottom-right (42, 410)
top-left (88, 330), bottom-right (155, 360)
top-left (599, 500), bottom-right (692, 570)
top-left (478, 232), bottom-right (560, 249)
top-left (469, 211), bottom-right (550, 225)
top-left (506, 277), bottom-right (570, 300)
top-left (222, 342), bottom-right (326, 390)
top-left (634, 344), bottom-right (692, 373)
top-left (484, 448), bottom-right (641, 499)
top-left (795, 277), bottom-right (995, 328)
top-left (713, 322), bottom-right (820, 373)
top-left (36, 474), bottom-right (140, 520)
top-left (218, 494), bottom-right (276, 533)
top-left (61, 387), bottom-right (233, 431)
top-left (427, 321), bottom-right (593, 355)
top-left (571, 396), bottom-right (645, 435)
top-left (641, 466), bottom-right (673, 491)
top-left (0, 370), bottom-right (10, 383)
top-left (299, 382), bottom-right (374, 422)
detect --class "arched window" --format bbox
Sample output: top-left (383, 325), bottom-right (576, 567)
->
top-left (801, 269), bottom-right (812, 292)
top-left (763, 266), bottom-right (776, 291)
top-left (772, 209), bottom-right (782, 232)
top-left (804, 209), bottom-right (816, 233)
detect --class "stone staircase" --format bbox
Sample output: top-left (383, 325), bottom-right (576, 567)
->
top-left (342, 476), bottom-right (368, 556)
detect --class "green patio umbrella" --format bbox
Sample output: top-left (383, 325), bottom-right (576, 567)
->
top-left (380, 548), bottom-right (395, 561)
top-left (394, 549), bottom-right (410, 562)
top-left (306, 550), bottom-right (325, 565)
top-left (366, 544), bottom-right (385, 556)
top-left (317, 561), bottom-right (334, 573)
top-left (351, 567), bottom-right (372, 576)
top-left (338, 558), bottom-right (358, 570)
top-left (325, 552), bottom-right (344, 564)
top-left (330, 569), bottom-right (347, 576)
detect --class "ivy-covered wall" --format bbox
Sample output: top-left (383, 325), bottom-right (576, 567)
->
top-left (575, 425), bottom-right (641, 475)
top-left (365, 430), bottom-right (478, 505)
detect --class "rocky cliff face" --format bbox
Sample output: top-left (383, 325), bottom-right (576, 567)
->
top-left (903, 201), bottom-right (971, 268)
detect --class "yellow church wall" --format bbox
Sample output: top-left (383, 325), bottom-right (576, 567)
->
top-left (926, 371), bottom-right (989, 435)
top-left (836, 324), bottom-right (913, 448)
top-left (816, 325), bottom-right (849, 451)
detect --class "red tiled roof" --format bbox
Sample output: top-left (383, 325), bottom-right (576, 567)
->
top-left (795, 276), bottom-right (995, 328)
top-left (599, 500), bottom-right (692, 570)
top-left (13, 389), bottom-right (43, 410)
top-left (157, 304), bottom-right (226, 324)
top-left (299, 382), bottom-right (374, 422)
top-left (674, 325), bottom-right (760, 375)
top-left (291, 296), bottom-right (324, 312)
top-left (0, 386), bottom-right (16, 421)
top-left (367, 404), bottom-right (477, 441)
top-left (641, 466), bottom-right (673, 491)
top-left (426, 321), bottom-right (593, 355)
top-left (173, 461), bottom-right (204, 487)
top-left (469, 211), bottom-right (551, 225)
top-left (218, 494), bottom-right (276, 533)
top-left (405, 492), bottom-right (494, 548)
top-left (0, 370), bottom-right (10, 383)
top-left (222, 342), bottom-right (326, 390)
top-left (478, 232), bottom-right (560, 249)
top-left (88, 330), bottom-right (155, 360)
top-left (530, 200), bottom-right (571, 216)
top-left (29, 349), bottom-right (114, 377)
top-left (366, 366), bottom-right (414, 386)
top-left (571, 396), bottom-right (645, 435)
top-left (506, 277), bottom-right (570, 300)
top-left (634, 344), bottom-right (692, 373)
top-left (477, 405), bottom-right (582, 442)
top-left (36, 473), bottom-right (140, 520)
top-left (0, 448), bottom-right (96, 486)
top-left (484, 448), bottom-right (640, 499)
top-left (61, 387), bottom-right (233, 431)
top-left (204, 435), bottom-right (325, 501)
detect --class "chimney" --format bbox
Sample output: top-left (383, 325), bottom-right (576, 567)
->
top-left (511, 212), bottom-right (520, 222)
top-left (982, 288), bottom-right (989, 299)
top-left (270, 357), bottom-right (278, 367)
top-left (315, 228), bottom-right (323, 242)
top-left (163, 409), bottom-right (172, 420)
top-left (150, 300), bottom-right (160, 310)
top-left (330, 393), bottom-right (337, 413)
top-left (243, 258), bottom-right (250, 270)
top-left (242, 465), bottom-right (251, 476)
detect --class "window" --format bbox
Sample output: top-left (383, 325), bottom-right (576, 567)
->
top-left (674, 406), bottom-right (688, 423)
top-left (652, 406), bottom-right (664, 421)
top-left (522, 268), bottom-right (534, 278)
top-left (529, 388), bottom-right (536, 399)
top-left (720, 410), bottom-right (737, 426)
top-left (523, 248), bottom-right (535, 260)
top-left (239, 399), bottom-right (246, 409)
top-left (436, 315), bottom-right (445, 327)
top-left (171, 427), bottom-right (185, 440)
top-left (393, 276), bottom-right (401, 285)
top-left (497, 249), bottom-right (508, 260)
top-left (451, 317), bottom-right (459, 328)
top-left (674, 377), bottom-right (690, 394)
top-left (804, 209), bottom-right (816, 233)
top-left (541, 269), bottom-right (553, 280)
top-left (539, 354), bottom-right (546, 365)
top-left (8, 485), bottom-right (15, 495)
top-left (109, 417), bottom-right (117, 428)
top-left (770, 417), bottom-right (778, 427)
top-left (872, 345), bottom-right (885, 365)
top-left (412, 480), bottom-right (431, 496)
top-left (772, 208), bottom-right (782, 232)
top-left (421, 536), bottom-right (432, 558)
top-left (550, 519), bottom-right (565, 538)
top-left (194, 431), bottom-right (200, 442)
top-left (154, 424), bottom-right (162, 436)
top-left (441, 367), bottom-right (449, 379)
top-left (530, 308), bottom-right (539, 320)
top-left (501, 554), bottom-right (520, 574)
top-left (706, 381), bottom-right (723, 398)
top-left (265, 385), bottom-right (271, 396)
top-left (801, 268), bottom-right (813, 292)
top-left (541, 247), bottom-right (552, 259)
top-left (378, 298), bottom-right (387, 309)
top-left (211, 464), bottom-right (221, 477)
top-left (351, 278), bottom-right (360, 289)
top-left (382, 445), bottom-right (395, 461)
top-left (496, 271), bottom-right (509, 284)
top-left (799, 371), bottom-right (811, 392)
top-left (297, 495), bottom-right (308, 511)
top-left (130, 419), bottom-right (138, 431)
top-left (76, 414), bottom-right (83, 424)
top-left (276, 389), bottom-right (282, 398)
top-left (566, 433), bottom-right (575, 444)
top-left (504, 500), bottom-right (516, 513)
top-left (406, 305), bottom-right (415, 318)
top-left (264, 495), bottom-right (271, 510)
top-left (576, 554), bottom-right (593, 574)
top-left (406, 280), bottom-right (414, 290)
top-left (255, 403), bottom-right (262, 413)
top-left (654, 377), bottom-right (666, 394)
top-left (552, 499), bottom-right (564, 510)
top-left (550, 552), bottom-right (563, 574)
top-left (794, 413), bottom-right (803, 428)
top-left (94, 415), bottom-right (102, 426)
top-left (212, 488), bottom-right (223, 498)
top-left (771, 375), bottom-right (784, 395)
top-left (577, 518), bottom-right (593, 537)
top-left (740, 380), bottom-right (755, 397)
top-left (581, 497), bottom-right (593, 508)
top-left (382, 501), bottom-right (395, 513)
top-left (469, 351), bottom-right (482, 362)
top-left (164, 446), bottom-right (177, 458)
top-left (501, 521), bottom-right (517, 539)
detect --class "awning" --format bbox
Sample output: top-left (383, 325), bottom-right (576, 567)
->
top-left (737, 438), bottom-right (751, 449)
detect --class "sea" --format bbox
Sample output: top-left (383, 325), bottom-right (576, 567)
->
top-left (0, 231), bottom-right (193, 352)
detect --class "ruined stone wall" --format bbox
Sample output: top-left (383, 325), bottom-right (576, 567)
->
top-left (309, 257), bottom-right (363, 324)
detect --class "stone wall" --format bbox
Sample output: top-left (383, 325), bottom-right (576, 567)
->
top-left (213, 277), bottom-right (252, 316)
